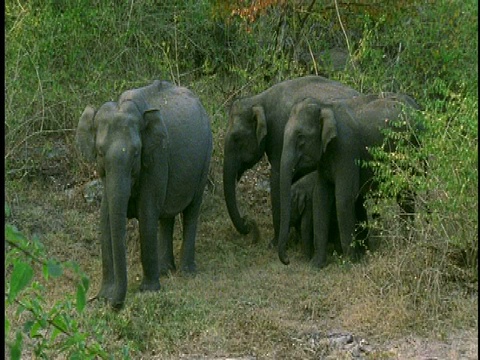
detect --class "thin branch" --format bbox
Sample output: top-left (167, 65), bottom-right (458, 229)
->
top-left (12, 298), bottom-right (109, 359)
top-left (298, 0), bottom-right (317, 32)
top-left (174, 12), bottom-right (181, 85)
top-left (306, 40), bottom-right (319, 75)
top-left (6, 238), bottom-right (46, 266)
top-left (5, 128), bottom-right (74, 160)
top-left (5, 238), bottom-right (78, 283)
top-left (334, 0), bottom-right (357, 71)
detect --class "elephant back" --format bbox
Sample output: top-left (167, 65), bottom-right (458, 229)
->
top-left (152, 84), bottom-right (212, 141)
top-left (149, 82), bottom-right (212, 212)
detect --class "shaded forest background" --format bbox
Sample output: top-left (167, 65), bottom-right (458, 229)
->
top-left (5, 0), bottom-right (478, 359)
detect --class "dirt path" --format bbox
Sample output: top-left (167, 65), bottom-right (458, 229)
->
top-left (381, 328), bottom-right (478, 360)
top-left (305, 328), bottom-right (479, 359)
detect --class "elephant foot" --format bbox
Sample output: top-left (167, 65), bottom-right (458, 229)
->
top-left (97, 283), bottom-right (115, 302)
top-left (310, 255), bottom-right (328, 269)
top-left (110, 297), bottom-right (125, 310)
top-left (139, 278), bottom-right (161, 293)
top-left (346, 243), bottom-right (367, 263)
top-left (159, 261), bottom-right (176, 277)
top-left (95, 285), bottom-right (126, 310)
top-left (180, 262), bottom-right (197, 276)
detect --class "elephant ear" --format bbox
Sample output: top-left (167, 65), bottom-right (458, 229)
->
top-left (75, 106), bottom-right (97, 162)
top-left (252, 105), bottom-right (267, 147)
top-left (142, 109), bottom-right (168, 168)
top-left (320, 107), bottom-right (337, 153)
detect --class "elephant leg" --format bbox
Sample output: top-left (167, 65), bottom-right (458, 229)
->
top-left (329, 205), bottom-right (343, 255)
top-left (269, 168), bottom-right (281, 247)
top-left (335, 178), bottom-right (358, 261)
top-left (300, 205), bottom-right (314, 259)
top-left (311, 179), bottom-right (334, 268)
top-left (158, 217), bottom-right (176, 276)
top-left (179, 198), bottom-right (202, 274)
top-left (98, 197), bottom-right (115, 301)
top-left (139, 205), bottom-right (161, 292)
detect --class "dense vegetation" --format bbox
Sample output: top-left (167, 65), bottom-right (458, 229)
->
top-left (5, 0), bottom-right (477, 358)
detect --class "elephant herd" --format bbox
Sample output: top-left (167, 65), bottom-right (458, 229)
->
top-left (76, 76), bottom-right (422, 308)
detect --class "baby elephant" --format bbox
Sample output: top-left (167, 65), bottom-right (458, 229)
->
top-left (289, 172), bottom-right (367, 260)
top-left (76, 80), bottom-right (212, 309)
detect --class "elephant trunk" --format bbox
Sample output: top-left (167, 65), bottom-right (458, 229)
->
top-left (105, 167), bottom-right (131, 308)
top-left (278, 149), bottom-right (297, 265)
top-left (223, 155), bottom-right (252, 235)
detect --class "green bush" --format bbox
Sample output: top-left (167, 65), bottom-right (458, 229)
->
top-left (5, 203), bottom-right (116, 359)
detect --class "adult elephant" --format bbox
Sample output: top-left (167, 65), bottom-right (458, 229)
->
top-left (76, 80), bottom-right (212, 309)
top-left (278, 93), bottom-right (421, 267)
top-left (223, 76), bottom-right (360, 245)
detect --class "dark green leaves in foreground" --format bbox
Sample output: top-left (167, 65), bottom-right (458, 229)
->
top-left (8, 260), bottom-right (34, 303)
top-left (5, 216), bottom-right (109, 360)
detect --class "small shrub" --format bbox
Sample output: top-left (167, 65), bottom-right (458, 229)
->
top-left (5, 203), bottom-right (118, 359)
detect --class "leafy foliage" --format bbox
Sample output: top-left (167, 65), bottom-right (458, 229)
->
top-left (5, 205), bottom-right (115, 359)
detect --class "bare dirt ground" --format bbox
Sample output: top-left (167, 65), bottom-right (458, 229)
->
top-left (381, 328), bottom-right (478, 359)
top-left (176, 328), bottom-right (478, 359)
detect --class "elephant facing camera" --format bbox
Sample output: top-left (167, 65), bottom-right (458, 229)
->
top-left (278, 93), bottom-right (421, 267)
top-left (76, 80), bottom-right (212, 309)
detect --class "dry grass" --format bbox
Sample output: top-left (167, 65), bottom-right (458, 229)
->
top-left (5, 137), bottom-right (478, 358)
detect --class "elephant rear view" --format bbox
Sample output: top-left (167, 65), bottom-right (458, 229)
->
top-left (76, 80), bottom-right (212, 309)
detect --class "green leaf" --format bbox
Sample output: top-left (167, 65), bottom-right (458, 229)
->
top-left (51, 327), bottom-right (62, 342)
top-left (68, 353), bottom-right (82, 360)
top-left (51, 314), bottom-right (68, 334)
top-left (30, 321), bottom-right (43, 338)
top-left (81, 275), bottom-right (90, 292)
top-left (5, 318), bottom-right (10, 336)
top-left (8, 260), bottom-right (34, 302)
top-left (10, 331), bottom-right (23, 360)
top-left (5, 202), bottom-right (11, 217)
top-left (22, 320), bottom-right (34, 334)
top-left (44, 260), bottom-right (63, 279)
top-left (76, 282), bottom-right (87, 313)
top-left (5, 224), bottom-right (27, 243)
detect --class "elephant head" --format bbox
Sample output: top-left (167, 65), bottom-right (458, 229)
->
top-left (278, 98), bottom-right (338, 265)
top-left (222, 98), bottom-right (267, 235)
top-left (76, 94), bottom-right (166, 307)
